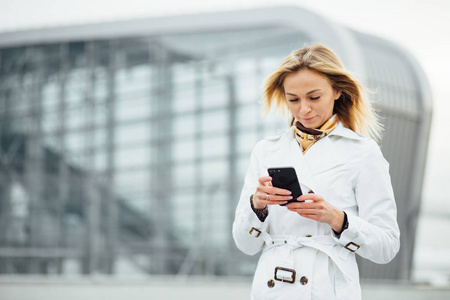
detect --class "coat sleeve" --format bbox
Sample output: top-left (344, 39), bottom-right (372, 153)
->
top-left (332, 140), bottom-right (400, 264)
top-left (232, 143), bottom-right (269, 256)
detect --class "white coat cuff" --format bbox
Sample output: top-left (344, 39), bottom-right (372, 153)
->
top-left (333, 213), bottom-right (367, 257)
top-left (244, 200), bottom-right (269, 233)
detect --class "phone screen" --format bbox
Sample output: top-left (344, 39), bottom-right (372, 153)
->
top-left (268, 167), bottom-right (303, 206)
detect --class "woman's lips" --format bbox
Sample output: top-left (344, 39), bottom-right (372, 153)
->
top-left (301, 116), bottom-right (315, 122)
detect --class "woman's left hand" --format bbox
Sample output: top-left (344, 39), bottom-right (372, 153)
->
top-left (286, 193), bottom-right (344, 233)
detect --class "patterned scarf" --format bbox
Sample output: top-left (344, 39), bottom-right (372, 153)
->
top-left (294, 115), bottom-right (339, 154)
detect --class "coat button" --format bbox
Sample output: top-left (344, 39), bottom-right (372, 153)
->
top-left (300, 276), bottom-right (308, 285)
top-left (267, 279), bottom-right (275, 288)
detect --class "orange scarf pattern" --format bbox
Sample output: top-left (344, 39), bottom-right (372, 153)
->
top-left (294, 115), bottom-right (339, 154)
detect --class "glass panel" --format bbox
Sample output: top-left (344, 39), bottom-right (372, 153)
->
top-left (172, 113), bottom-right (197, 138)
top-left (7, 85), bottom-right (29, 114)
top-left (8, 115), bottom-right (31, 134)
top-left (115, 145), bottom-right (150, 169)
top-left (66, 69), bottom-right (87, 110)
top-left (115, 170), bottom-right (150, 199)
top-left (116, 66), bottom-right (151, 97)
top-left (237, 130), bottom-right (258, 154)
top-left (42, 81), bottom-right (60, 111)
top-left (234, 58), bottom-right (260, 104)
top-left (201, 77), bottom-right (229, 109)
top-left (237, 155), bottom-right (251, 181)
top-left (115, 96), bottom-right (151, 122)
top-left (94, 102), bottom-right (108, 127)
top-left (121, 191), bottom-right (151, 213)
top-left (42, 111), bottom-right (60, 134)
top-left (94, 68), bottom-right (109, 102)
top-left (116, 122), bottom-right (150, 145)
top-left (200, 109), bottom-right (229, 133)
top-left (201, 135), bottom-right (228, 158)
top-left (173, 83), bottom-right (197, 114)
top-left (173, 138), bottom-right (196, 162)
top-left (65, 131), bottom-right (85, 153)
top-left (94, 128), bottom-right (107, 150)
top-left (173, 162), bottom-right (196, 188)
top-left (201, 159), bottom-right (228, 186)
top-left (43, 134), bottom-right (61, 153)
top-left (237, 103), bottom-right (260, 128)
top-left (172, 191), bottom-right (195, 246)
top-left (209, 191), bottom-right (228, 246)
top-left (94, 150), bottom-right (108, 173)
top-left (172, 62), bottom-right (197, 85)
top-left (66, 106), bottom-right (86, 130)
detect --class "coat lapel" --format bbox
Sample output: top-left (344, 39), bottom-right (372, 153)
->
top-left (304, 135), bottom-right (346, 176)
top-left (287, 137), bottom-right (319, 192)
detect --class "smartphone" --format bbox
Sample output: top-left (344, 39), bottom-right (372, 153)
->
top-left (268, 167), bottom-right (303, 206)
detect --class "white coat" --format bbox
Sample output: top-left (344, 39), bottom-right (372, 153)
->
top-left (232, 122), bottom-right (400, 300)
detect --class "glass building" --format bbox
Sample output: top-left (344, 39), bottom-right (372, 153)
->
top-left (0, 6), bottom-right (432, 281)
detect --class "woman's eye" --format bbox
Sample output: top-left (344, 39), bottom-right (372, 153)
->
top-left (310, 96), bottom-right (320, 100)
top-left (288, 99), bottom-right (299, 102)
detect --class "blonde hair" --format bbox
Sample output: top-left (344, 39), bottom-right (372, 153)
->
top-left (263, 43), bottom-right (382, 140)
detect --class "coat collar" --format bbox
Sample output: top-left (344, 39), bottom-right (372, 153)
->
top-left (327, 122), bottom-right (362, 140)
top-left (267, 122), bottom-right (362, 150)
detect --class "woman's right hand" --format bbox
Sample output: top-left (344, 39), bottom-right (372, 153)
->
top-left (252, 176), bottom-right (293, 209)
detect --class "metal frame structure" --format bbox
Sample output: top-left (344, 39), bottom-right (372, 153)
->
top-left (0, 6), bottom-right (432, 281)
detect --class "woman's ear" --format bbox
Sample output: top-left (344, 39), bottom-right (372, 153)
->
top-left (334, 90), bottom-right (342, 101)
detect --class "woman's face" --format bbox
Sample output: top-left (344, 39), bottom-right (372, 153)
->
top-left (283, 68), bottom-right (341, 129)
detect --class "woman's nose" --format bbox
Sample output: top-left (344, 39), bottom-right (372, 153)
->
top-left (300, 103), bottom-right (311, 115)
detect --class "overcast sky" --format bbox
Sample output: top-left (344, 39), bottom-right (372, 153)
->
top-left (1, 0), bottom-right (449, 213)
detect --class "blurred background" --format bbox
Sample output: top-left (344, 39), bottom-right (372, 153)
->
top-left (0, 0), bottom-right (449, 299)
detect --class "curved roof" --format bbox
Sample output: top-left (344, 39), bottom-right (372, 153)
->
top-left (0, 6), bottom-right (430, 112)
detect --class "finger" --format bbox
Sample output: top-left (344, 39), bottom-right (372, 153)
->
top-left (291, 209), bottom-right (319, 215)
top-left (287, 201), bottom-right (317, 209)
top-left (270, 186), bottom-right (292, 196)
top-left (258, 191), bottom-right (292, 202)
top-left (298, 193), bottom-right (322, 202)
top-left (260, 199), bottom-right (289, 206)
top-left (258, 176), bottom-right (272, 185)
top-left (286, 202), bottom-right (306, 210)
top-left (256, 186), bottom-right (292, 196)
top-left (258, 193), bottom-right (289, 205)
top-left (265, 194), bottom-right (293, 202)
top-left (287, 207), bottom-right (322, 220)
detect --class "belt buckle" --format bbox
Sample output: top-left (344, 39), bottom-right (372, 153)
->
top-left (249, 227), bottom-right (262, 237)
top-left (344, 242), bottom-right (360, 252)
top-left (274, 266), bottom-right (296, 284)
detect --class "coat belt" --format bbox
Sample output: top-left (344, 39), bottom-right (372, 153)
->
top-left (261, 233), bottom-right (352, 282)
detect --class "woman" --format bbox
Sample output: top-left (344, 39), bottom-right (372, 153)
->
top-left (232, 43), bottom-right (400, 300)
